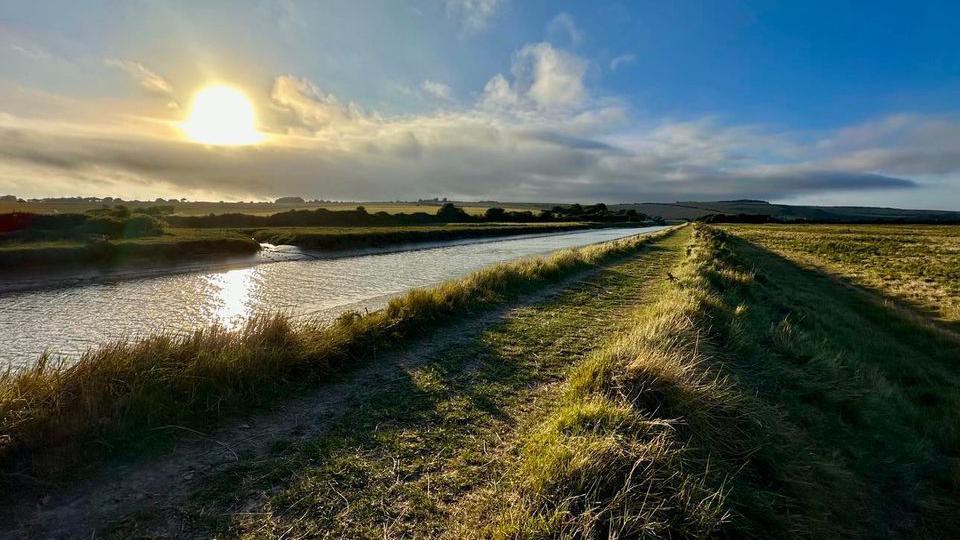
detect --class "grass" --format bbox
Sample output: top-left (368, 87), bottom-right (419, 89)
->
top-left (103, 224), bottom-right (691, 538)
top-left (6, 222), bottom-right (960, 537)
top-left (721, 224), bottom-right (960, 323)
top-left (479, 224), bottom-right (960, 538)
top-left (0, 227), bottom-right (260, 268)
top-left (0, 226), bottom-right (679, 484)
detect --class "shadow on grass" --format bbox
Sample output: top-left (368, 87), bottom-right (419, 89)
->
top-left (707, 232), bottom-right (960, 536)
top-left (141, 242), bottom-right (683, 538)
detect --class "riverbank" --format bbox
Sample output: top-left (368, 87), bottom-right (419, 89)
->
top-left (250, 222), bottom-right (601, 250)
top-left (0, 228), bottom-right (260, 270)
top-left (0, 226), bottom-right (681, 489)
top-left (0, 222), bottom-right (634, 274)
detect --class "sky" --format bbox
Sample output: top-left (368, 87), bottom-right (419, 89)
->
top-left (1, 0), bottom-right (959, 209)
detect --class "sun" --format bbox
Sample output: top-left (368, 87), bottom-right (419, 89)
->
top-left (181, 85), bottom-right (263, 146)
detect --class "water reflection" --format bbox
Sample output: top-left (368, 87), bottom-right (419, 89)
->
top-left (208, 268), bottom-right (258, 329)
top-left (1, 226), bottom-right (667, 366)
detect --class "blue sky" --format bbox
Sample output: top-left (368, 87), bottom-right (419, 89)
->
top-left (1, 0), bottom-right (959, 208)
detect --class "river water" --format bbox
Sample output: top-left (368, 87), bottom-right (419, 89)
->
top-left (0, 226), bottom-right (667, 367)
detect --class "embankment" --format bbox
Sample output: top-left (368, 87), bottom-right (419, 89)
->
top-left (479, 224), bottom-right (960, 537)
top-left (0, 235), bottom-right (260, 270)
top-left (0, 226), bottom-right (680, 484)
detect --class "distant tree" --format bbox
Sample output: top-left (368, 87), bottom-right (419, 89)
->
top-left (1, 194), bottom-right (19, 201)
top-left (275, 196), bottom-right (306, 204)
top-left (355, 206), bottom-right (368, 214)
top-left (437, 203), bottom-right (469, 221)
top-left (484, 207), bottom-right (507, 220)
top-left (585, 203), bottom-right (608, 214)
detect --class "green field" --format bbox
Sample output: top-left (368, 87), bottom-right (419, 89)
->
top-left (0, 228), bottom-right (261, 268)
top-left (722, 224), bottom-right (960, 324)
top-left (0, 200), bottom-right (531, 217)
top-left (3, 223), bottom-right (960, 537)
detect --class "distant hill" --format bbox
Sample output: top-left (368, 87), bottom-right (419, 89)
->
top-left (608, 200), bottom-right (960, 223)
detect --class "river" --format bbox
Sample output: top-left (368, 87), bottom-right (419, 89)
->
top-left (0, 226), bottom-right (668, 367)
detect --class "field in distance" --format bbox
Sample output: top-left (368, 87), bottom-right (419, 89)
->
top-left (722, 224), bottom-right (960, 324)
top-left (0, 200), bottom-right (538, 217)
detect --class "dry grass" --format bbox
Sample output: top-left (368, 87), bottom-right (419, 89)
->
top-left (476, 224), bottom-right (960, 538)
top-left (722, 224), bottom-right (960, 323)
top-left (0, 227), bottom-right (679, 480)
top-left (481, 225), bottom-right (746, 538)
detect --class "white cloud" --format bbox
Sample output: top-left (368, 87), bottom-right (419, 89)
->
top-left (609, 53), bottom-right (636, 71)
top-left (482, 42), bottom-right (588, 111)
top-left (104, 58), bottom-right (173, 95)
top-left (516, 42), bottom-right (587, 109)
top-left (444, 0), bottom-right (503, 35)
top-left (481, 73), bottom-right (520, 109)
top-left (421, 80), bottom-right (455, 101)
top-left (270, 75), bottom-right (374, 134)
top-left (546, 12), bottom-right (583, 45)
top-left (10, 43), bottom-right (51, 61)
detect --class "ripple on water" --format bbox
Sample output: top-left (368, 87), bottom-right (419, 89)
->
top-left (0, 226), bottom-right (668, 367)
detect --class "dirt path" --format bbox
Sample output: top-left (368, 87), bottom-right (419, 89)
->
top-left (2, 229), bottom-right (685, 539)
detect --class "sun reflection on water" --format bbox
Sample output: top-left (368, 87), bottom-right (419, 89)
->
top-left (208, 267), bottom-right (257, 329)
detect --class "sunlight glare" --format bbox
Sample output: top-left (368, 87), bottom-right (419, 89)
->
top-left (209, 267), bottom-right (257, 329)
top-left (181, 85), bottom-right (263, 146)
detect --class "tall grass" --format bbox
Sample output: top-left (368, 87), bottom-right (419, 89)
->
top-left (484, 224), bottom-right (960, 538)
top-left (0, 227), bottom-right (679, 479)
top-left (486, 224), bottom-right (749, 538)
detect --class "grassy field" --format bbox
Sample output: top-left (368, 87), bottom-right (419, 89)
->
top-left (0, 200), bottom-right (532, 217)
top-left (5, 223), bottom-right (960, 537)
top-left (721, 224), bottom-right (960, 323)
top-left (0, 228), bottom-right (260, 268)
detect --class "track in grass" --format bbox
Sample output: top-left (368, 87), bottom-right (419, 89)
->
top-left (101, 229), bottom-right (690, 538)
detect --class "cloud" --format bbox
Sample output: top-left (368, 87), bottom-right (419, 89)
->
top-left (609, 53), bottom-right (636, 71)
top-left (520, 43), bottom-right (587, 109)
top-left (421, 80), bottom-right (455, 101)
top-left (269, 75), bottom-right (374, 134)
top-left (444, 0), bottom-right (503, 35)
top-left (10, 43), bottom-right (51, 61)
top-left (546, 12), bottom-right (583, 45)
top-left (104, 58), bottom-right (173, 95)
top-left (0, 41), bottom-right (954, 206)
top-left (480, 73), bottom-right (520, 109)
top-left (482, 42), bottom-right (588, 111)
top-left (0, 95), bottom-right (932, 205)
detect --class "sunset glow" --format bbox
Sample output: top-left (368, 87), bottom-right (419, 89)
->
top-left (181, 85), bottom-right (262, 146)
